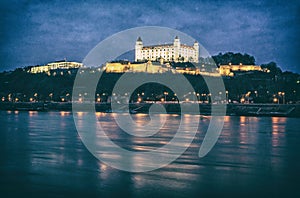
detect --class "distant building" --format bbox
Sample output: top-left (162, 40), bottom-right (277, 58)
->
top-left (29, 60), bottom-right (83, 74)
top-left (104, 61), bottom-right (221, 77)
top-left (105, 61), bottom-right (171, 74)
top-left (135, 36), bottom-right (199, 63)
top-left (219, 63), bottom-right (263, 76)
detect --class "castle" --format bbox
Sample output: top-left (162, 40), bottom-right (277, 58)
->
top-left (135, 36), bottom-right (199, 63)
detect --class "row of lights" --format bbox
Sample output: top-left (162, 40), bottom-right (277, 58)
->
top-left (1, 89), bottom-right (297, 104)
top-left (240, 91), bottom-right (288, 104)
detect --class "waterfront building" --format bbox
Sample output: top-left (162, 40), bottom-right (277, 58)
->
top-left (135, 36), bottom-right (199, 63)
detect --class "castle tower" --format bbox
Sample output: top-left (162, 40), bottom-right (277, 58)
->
top-left (173, 36), bottom-right (180, 62)
top-left (193, 40), bottom-right (199, 63)
top-left (135, 37), bottom-right (143, 62)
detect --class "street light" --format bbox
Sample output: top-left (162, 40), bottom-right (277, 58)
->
top-left (164, 91), bottom-right (168, 102)
top-left (207, 93), bottom-right (211, 103)
top-left (137, 97), bottom-right (142, 103)
top-left (278, 92), bottom-right (285, 104)
top-left (49, 93), bottom-right (53, 101)
top-left (225, 91), bottom-right (229, 104)
top-left (240, 98), bottom-right (245, 103)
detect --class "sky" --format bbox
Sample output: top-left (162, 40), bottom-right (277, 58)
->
top-left (1, 0), bottom-right (299, 73)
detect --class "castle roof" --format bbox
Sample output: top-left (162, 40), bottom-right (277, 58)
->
top-left (142, 43), bottom-right (173, 49)
top-left (142, 43), bottom-right (195, 49)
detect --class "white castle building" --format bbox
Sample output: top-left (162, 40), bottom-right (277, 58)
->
top-left (29, 60), bottom-right (83, 74)
top-left (135, 36), bottom-right (199, 63)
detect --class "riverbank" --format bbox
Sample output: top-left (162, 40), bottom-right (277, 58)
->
top-left (0, 102), bottom-right (299, 117)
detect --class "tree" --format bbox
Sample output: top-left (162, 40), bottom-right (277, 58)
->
top-left (212, 52), bottom-right (256, 66)
top-left (261, 62), bottom-right (282, 75)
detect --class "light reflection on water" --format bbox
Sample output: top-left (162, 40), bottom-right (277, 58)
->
top-left (0, 111), bottom-right (299, 197)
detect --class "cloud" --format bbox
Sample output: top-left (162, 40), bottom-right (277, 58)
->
top-left (0, 0), bottom-right (299, 72)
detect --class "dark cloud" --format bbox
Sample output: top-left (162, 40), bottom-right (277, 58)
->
top-left (0, 0), bottom-right (299, 72)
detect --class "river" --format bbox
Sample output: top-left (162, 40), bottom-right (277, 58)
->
top-left (0, 111), bottom-right (299, 197)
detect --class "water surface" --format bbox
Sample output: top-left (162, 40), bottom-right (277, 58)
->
top-left (0, 111), bottom-right (299, 197)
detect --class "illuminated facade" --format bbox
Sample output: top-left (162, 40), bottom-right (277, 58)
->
top-left (219, 63), bottom-right (263, 76)
top-left (135, 36), bottom-right (199, 63)
top-left (29, 60), bottom-right (83, 73)
top-left (105, 61), bottom-right (221, 77)
top-left (105, 61), bottom-right (171, 73)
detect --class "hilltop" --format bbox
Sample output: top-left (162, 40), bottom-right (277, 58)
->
top-left (0, 52), bottom-right (299, 104)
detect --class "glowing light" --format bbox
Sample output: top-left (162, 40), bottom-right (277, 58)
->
top-left (77, 112), bottom-right (84, 117)
top-left (29, 111), bottom-right (37, 117)
top-left (60, 111), bottom-right (70, 116)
